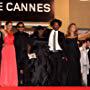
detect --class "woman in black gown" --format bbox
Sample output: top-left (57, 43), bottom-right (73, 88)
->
top-left (64, 23), bottom-right (82, 86)
top-left (27, 26), bottom-right (51, 86)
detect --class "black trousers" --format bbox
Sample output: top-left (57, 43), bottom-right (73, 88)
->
top-left (48, 51), bottom-right (67, 86)
top-left (17, 58), bottom-right (28, 86)
top-left (88, 69), bottom-right (90, 86)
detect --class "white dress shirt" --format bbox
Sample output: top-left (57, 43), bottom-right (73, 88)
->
top-left (79, 47), bottom-right (90, 75)
top-left (48, 30), bottom-right (62, 52)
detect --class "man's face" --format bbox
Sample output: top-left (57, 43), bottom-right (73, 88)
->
top-left (17, 24), bottom-right (25, 32)
top-left (38, 29), bottom-right (45, 36)
top-left (52, 22), bottom-right (60, 30)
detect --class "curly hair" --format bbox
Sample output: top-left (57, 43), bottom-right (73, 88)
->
top-left (50, 19), bottom-right (62, 27)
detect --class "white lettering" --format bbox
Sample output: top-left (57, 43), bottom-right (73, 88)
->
top-left (6, 2), bottom-right (13, 11)
top-left (13, 3), bottom-right (21, 11)
top-left (5, 2), bottom-right (51, 12)
top-left (37, 3), bottom-right (43, 12)
top-left (21, 3), bottom-right (28, 11)
top-left (0, 2), bottom-right (3, 11)
top-left (44, 4), bottom-right (51, 12)
top-left (29, 3), bottom-right (36, 12)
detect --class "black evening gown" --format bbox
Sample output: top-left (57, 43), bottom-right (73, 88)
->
top-left (26, 36), bottom-right (51, 86)
top-left (64, 38), bottom-right (81, 86)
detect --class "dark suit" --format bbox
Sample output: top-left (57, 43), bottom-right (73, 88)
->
top-left (14, 31), bottom-right (29, 86)
top-left (88, 49), bottom-right (90, 86)
top-left (44, 29), bottom-right (65, 49)
top-left (46, 30), bottom-right (67, 85)
top-left (88, 49), bottom-right (90, 61)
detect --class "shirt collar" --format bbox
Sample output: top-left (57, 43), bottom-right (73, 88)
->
top-left (52, 30), bottom-right (58, 32)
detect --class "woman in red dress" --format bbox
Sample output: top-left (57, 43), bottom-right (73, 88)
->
top-left (0, 21), bottom-right (18, 86)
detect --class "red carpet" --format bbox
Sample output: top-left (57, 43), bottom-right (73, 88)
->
top-left (0, 87), bottom-right (90, 90)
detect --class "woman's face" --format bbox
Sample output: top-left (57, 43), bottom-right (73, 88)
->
top-left (70, 25), bottom-right (77, 33)
top-left (6, 23), bottom-right (12, 31)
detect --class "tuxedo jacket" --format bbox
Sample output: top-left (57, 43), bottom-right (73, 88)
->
top-left (14, 31), bottom-right (29, 69)
top-left (88, 49), bottom-right (90, 62)
top-left (45, 29), bottom-right (65, 50)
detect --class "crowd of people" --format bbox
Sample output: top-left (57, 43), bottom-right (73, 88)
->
top-left (0, 19), bottom-right (90, 86)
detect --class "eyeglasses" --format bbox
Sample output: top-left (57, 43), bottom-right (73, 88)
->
top-left (17, 26), bottom-right (25, 28)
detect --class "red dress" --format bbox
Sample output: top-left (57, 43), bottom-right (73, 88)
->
top-left (0, 34), bottom-right (18, 86)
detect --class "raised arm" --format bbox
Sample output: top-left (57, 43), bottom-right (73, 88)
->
top-left (0, 28), bottom-right (6, 34)
top-left (78, 31), bottom-right (90, 40)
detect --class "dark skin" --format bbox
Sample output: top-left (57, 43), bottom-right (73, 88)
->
top-left (52, 22), bottom-right (61, 30)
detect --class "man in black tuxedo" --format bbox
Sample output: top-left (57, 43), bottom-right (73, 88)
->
top-left (86, 38), bottom-right (90, 86)
top-left (14, 22), bottom-right (29, 86)
top-left (47, 19), bottom-right (67, 85)
top-left (88, 48), bottom-right (90, 63)
top-left (87, 39), bottom-right (90, 63)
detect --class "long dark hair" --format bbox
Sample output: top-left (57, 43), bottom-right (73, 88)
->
top-left (66, 23), bottom-right (78, 37)
top-left (5, 21), bottom-right (13, 33)
top-left (5, 21), bottom-right (12, 26)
